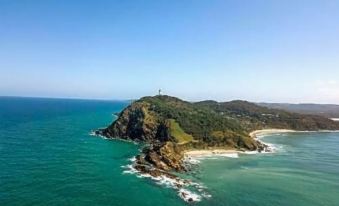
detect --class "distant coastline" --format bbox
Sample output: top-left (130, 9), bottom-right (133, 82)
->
top-left (184, 129), bottom-right (295, 159)
top-left (249, 129), bottom-right (296, 138)
top-left (184, 128), bottom-right (339, 159)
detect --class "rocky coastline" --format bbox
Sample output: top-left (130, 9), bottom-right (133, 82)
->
top-left (95, 95), bottom-right (339, 202)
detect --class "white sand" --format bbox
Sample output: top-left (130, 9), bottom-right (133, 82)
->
top-left (249, 129), bottom-right (296, 138)
top-left (184, 129), bottom-right (296, 158)
top-left (184, 128), bottom-right (339, 158)
top-left (184, 149), bottom-right (239, 158)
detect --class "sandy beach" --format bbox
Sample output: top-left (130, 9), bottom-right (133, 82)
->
top-left (184, 129), bottom-right (339, 158)
top-left (249, 129), bottom-right (296, 138)
top-left (184, 129), bottom-right (297, 158)
top-left (184, 149), bottom-right (239, 158)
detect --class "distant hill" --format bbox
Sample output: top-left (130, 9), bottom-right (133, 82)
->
top-left (258, 103), bottom-right (339, 118)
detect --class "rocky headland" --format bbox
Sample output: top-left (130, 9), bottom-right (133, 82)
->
top-left (97, 95), bottom-right (339, 180)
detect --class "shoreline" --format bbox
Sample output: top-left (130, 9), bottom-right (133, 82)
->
top-left (184, 129), bottom-right (296, 158)
top-left (111, 128), bottom-right (339, 202)
top-left (249, 129), bottom-right (296, 138)
top-left (184, 129), bottom-right (339, 158)
top-left (122, 156), bottom-right (210, 202)
top-left (250, 129), bottom-right (339, 139)
top-left (184, 149), bottom-right (240, 158)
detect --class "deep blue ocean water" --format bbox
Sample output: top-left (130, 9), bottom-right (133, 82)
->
top-left (1, 97), bottom-right (339, 206)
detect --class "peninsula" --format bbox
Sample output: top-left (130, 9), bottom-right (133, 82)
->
top-left (97, 95), bottom-right (339, 177)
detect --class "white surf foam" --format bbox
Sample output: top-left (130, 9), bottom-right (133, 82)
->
top-left (178, 188), bottom-right (202, 202)
top-left (121, 156), bottom-right (210, 202)
top-left (184, 157), bottom-right (201, 165)
top-left (128, 156), bottom-right (136, 162)
top-left (89, 130), bottom-right (109, 139)
top-left (186, 152), bottom-right (239, 160)
top-left (243, 150), bottom-right (259, 154)
top-left (122, 165), bottom-right (138, 174)
top-left (217, 153), bottom-right (239, 158)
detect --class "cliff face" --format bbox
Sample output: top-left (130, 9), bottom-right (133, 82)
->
top-left (135, 141), bottom-right (185, 175)
top-left (101, 96), bottom-right (259, 174)
top-left (101, 95), bottom-right (339, 174)
top-left (102, 100), bottom-right (186, 174)
top-left (103, 101), bottom-right (166, 141)
top-left (102, 97), bottom-right (168, 142)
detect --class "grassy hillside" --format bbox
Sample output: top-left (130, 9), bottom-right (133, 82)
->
top-left (105, 95), bottom-right (339, 150)
top-left (168, 119), bottom-right (194, 144)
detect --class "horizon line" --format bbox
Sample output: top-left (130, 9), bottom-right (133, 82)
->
top-left (1, 95), bottom-right (339, 106)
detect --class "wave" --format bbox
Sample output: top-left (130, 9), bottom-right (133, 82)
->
top-left (178, 188), bottom-right (201, 202)
top-left (250, 131), bottom-right (286, 154)
top-left (89, 130), bottom-right (138, 145)
top-left (121, 156), bottom-right (211, 202)
top-left (89, 129), bottom-right (109, 139)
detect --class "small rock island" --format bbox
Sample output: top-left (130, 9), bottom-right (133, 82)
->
top-left (97, 95), bottom-right (339, 177)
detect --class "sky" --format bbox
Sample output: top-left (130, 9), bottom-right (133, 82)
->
top-left (0, 0), bottom-right (339, 103)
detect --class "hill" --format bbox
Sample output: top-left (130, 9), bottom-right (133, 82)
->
top-left (197, 100), bottom-right (339, 131)
top-left (99, 95), bottom-right (339, 176)
top-left (258, 103), bottom-right (339, 118)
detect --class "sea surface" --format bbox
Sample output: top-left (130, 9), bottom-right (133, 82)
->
top-left (1, 97), bottom-right (339, 206)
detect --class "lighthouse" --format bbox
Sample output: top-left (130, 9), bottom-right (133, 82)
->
top-left (158, 89), bottom-right (162, 96)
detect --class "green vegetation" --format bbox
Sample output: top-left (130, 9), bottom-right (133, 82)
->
top-left (103, 95), bottom-right (339, 172)
top-left (258, 103), bottom-right (339, 118)
top-left (168, 119), bottom-right (193, 144)
top-left (196, 100), bottom-right (339, 131)
top-left (105, 95), bottom-right (339, 150)
top-left (140, 96), bottom-right (247, 142)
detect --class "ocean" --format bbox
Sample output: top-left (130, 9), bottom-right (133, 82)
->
top-left (1, 97), bottom-right (339, 206)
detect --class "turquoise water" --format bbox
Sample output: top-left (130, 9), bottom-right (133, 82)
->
top-left (1, 97), bottom-right (339, 206)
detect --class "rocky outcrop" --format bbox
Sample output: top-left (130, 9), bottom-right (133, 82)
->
top-left (99, 96), bottom-right (269, 175)
top-left (145, 142), bottom-right (185, 171)
top-left (100, 100), bottom-right (186, 175)
top-left (102, 101), bottom-right (170, 142)
top-left (133, 141), bottom-right (186, 177)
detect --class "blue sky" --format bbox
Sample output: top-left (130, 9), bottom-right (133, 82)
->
top-left (0, 0), bottom-right (339, 103)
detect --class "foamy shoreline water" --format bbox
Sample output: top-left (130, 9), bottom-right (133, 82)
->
top-left (249, 129), bottom-right (296, 138)
top-left (97, 128), bottom-right (339, 203)
top-left (121, 156), bottom-right (210, 202)
top-left (183, 128), bottom-right (332, 160)
top-left (184, 149), bottom-right (240, 158)
top-left (183, 129), bottom-right (294, 159)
